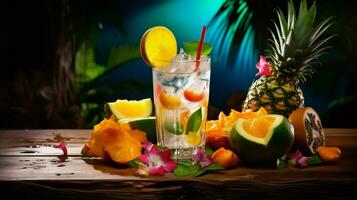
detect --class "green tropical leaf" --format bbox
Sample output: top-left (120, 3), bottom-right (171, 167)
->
top-left (165, 122), bottom-right (184, 135)
top-left (107, 44), bottom-right (140, 68)
top-left (185, 107), bottom-right (202, 135)
top-left (128, 159), bottom-right (140, 168)
top-left (192, 167), bottom-right (207, 177)
top-left (309, 154), bottom-right (324, 165)
top-left (183, 42), bottom-right (213, 56)
top-left (204, 163), bottom-right (224, 170)
top-left (277, 156), bottom-right (288, 170)
top-left (177, 160), bottom-right (193, 167)
top-left (174, 165), bottom-right (193, 177)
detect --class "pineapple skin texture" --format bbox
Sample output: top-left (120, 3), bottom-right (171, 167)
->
top-left (242, 76), bottom-right (304, 117)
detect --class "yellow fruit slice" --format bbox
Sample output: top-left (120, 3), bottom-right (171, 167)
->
top-left (187, 131), bottom-right (202, 146)
top-left (140, 26), bottom-right (177, 68)
top-left (159, 93), bottom-right (181, 109)
top-left (242, 116), bottom-right (276, 138)
top-left (106, 98), bottom-right (153, 120)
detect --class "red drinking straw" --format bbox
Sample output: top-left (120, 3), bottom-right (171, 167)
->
top-left (195, 25), bottom-right (207, 72)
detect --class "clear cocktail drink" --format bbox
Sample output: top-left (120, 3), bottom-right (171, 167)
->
top-left (153, 53), bottom-right (210, 160)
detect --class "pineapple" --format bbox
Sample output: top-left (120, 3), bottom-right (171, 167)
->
top-left (242, 0), bottom-right (334, 117)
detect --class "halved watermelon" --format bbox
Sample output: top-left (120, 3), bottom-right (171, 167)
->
top-left (230, 114), bottom-right (294, 163)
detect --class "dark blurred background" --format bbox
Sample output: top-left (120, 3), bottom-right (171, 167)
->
top-left (1, 0), bottom-right (356, 129)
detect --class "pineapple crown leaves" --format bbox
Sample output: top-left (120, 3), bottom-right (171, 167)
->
top-left (265, 0), bottom-right (336, 83)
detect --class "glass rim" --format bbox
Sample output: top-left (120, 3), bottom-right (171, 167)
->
top-left (152, 57), bottom-right (210, 74)
top-left (153, 56), bottom-right (210, 63)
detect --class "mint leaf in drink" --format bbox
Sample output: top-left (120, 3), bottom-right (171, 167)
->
top-left (165, 121), bottom-right (184, 135)
top-left (185, 107), bottom-right (202, 135)
top-left (184, 42), bottom-right (213, 56)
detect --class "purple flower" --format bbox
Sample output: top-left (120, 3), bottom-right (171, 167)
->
top-left (137, 142), bottom-right (176, 176)
top-left (193, 149), bottom-right (213, 168)
top-left (288, 150), bottom-right (312, 168)
top-left (256, 55), bottom-right (272, 76)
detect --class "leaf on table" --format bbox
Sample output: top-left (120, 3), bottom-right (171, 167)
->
top-left (177, 160), bottom-right (193, 167)
top-left (309, 154), bottom-right (324, 165)
top-left (174, 165), bottom-right (193, 177)
top-left (277, 156), bottom-right (288, 170)
top-left (204, 147), bottom-right (214, 156)
top-left (192, 168), bottom-right (207, 177)
top-left (128, 159), bottom-right (140, 168)
top-left (204, 163), bottom-right (224, 170)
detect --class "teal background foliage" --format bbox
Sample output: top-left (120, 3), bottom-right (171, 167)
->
top-left (1, 0), bottom-right (356, 128)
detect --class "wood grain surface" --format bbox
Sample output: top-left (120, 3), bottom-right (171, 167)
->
top-left (0, 129), bottom-right (356, 199)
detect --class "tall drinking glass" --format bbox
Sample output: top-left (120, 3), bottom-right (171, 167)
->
top-left (152, 56), bottom-right (210, 160)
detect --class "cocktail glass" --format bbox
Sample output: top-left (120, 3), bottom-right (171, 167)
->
top-left (152, 55), bottom-right (210, 160)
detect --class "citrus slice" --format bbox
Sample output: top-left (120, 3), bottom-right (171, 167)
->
top-left (140, 26), bottom-right (177, 68)
top-left (105, 98), bottom-right (152, 120)
top-left (187, 131), bottom-right (201, 146)
top-left (159, 93), bottom-right (181, 109)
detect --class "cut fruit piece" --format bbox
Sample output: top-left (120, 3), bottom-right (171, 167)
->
top-left (140, 26), bottom-right (177, 68)
top-left (230, 114), bottom-right (294, 163)
top-left (105, 98), bottom-right (152, 120)
top-left (211, 147), bottom-right (239, 169)
top-left (205, 107), bottom-right (269, 150)
top-left (82, 119), bottom-right (143, 164)
top-left (289, 107), bottom-right (325, 155)
top-left (184, 89), bottom-right (204, 102)
top-left (159, 93), bottom-right (181, 109)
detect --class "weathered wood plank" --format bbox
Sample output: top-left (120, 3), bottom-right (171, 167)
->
top-left (1, 178), bottom-right (356, 200)
top-left (0, 129), bottom-right (356, 199)
top-left (0, 129), bottom-right (90, 147)
top-left (0, 154), bottom-right (356, 181)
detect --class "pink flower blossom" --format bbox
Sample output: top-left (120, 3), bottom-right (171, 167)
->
top-left (193, 149), bottom-right (213, 168)
top-left (256, 55), bottom-right (272, 76)
top-left (288, 150), bottom-right (312, 168)
top-left (137, 142), bottom-right (176, 176)
top-left (54, 143), bottom-right (68, 156)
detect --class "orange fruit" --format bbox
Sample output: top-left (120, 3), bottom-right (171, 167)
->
top-left (183, 89), bottom-right (204, 102)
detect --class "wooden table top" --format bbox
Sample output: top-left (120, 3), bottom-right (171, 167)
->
top-left (0, 129), bottom-right (356, 199)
